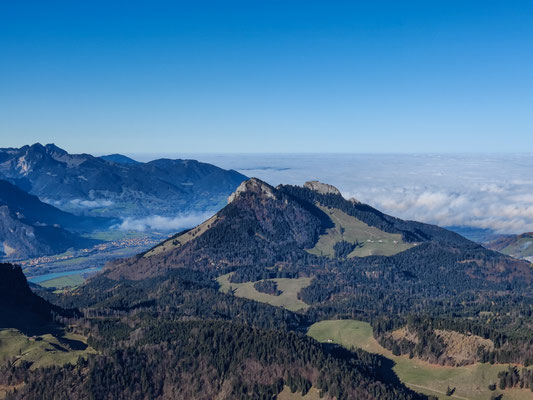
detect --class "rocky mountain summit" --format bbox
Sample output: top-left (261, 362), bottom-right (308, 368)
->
top-left (304, 180), bottom-right (342, 195)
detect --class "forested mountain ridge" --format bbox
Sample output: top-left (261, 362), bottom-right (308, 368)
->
top-left (3, 320), bottom-right (427, 400)
top-left (280, 182), bottom-right (474, 245)
top-left (106, 177), bottom-right (532, 283)
top-left (0, 143), bottom-right (247, 218)
top-left (106, 178), bottom-right (330, 279)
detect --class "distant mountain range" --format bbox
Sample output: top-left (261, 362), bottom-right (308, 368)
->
top-left (486, 232), bottom-right (533, 262)
top-left (0, 143), bottom-right (247, 218)
top-left (0, 179), bottom-right (108, 260)
top-left (99, 154), bottom-right (141, 165)
top-left (447, 226), bottom-right (533, 262)
top-left (444, 225), bottom-right (501, 244)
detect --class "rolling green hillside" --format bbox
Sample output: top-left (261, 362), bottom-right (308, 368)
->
top-left (307, 205), bottom-right (415, 257)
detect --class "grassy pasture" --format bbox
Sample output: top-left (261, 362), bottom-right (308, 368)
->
top-left (277, 386), bottom-right (322, 399)
top-left (307, 206), bottom-right (415, 258)
top-left (0, 328), bottom-right (97, 370)
top-left (216, 273), bottom-right (312, 312)
top-left (307, 320), bottom-right (533, 400)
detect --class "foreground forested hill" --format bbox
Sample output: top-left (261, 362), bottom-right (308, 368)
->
top-left (0, 264), bottom-right (426, 400)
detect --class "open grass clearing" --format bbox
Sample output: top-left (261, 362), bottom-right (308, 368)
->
top-left (307, 206), bottom-right (415, 258)
top-left (277, 386), bottom-right (321, 399)
top-left (216, 273), bottom-right (312, 312)
top-left (307, 320), bottom-right (533, 400)
top-left (0, 328), bottom-right (97, 370)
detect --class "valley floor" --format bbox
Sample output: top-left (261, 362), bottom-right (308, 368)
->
top-left (17, 231), bottom-right (165, 289)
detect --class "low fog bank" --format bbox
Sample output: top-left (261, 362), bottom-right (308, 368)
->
top-left (114, 212), bottom-right (214, 232)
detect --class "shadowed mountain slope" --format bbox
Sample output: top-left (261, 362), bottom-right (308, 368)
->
top-left (99, 154), bottom-right (141, 165)
top-left (0, 180), bottom-right (105, 260)
top-left (0, 263), bottom-right (58, 333)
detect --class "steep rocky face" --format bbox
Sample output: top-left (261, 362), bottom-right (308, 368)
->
top-left (227, 178), bottom-right (277, 203)
top-left (304, 180), bottom-right (362, 204)
top-left (0, 143), bottom-right (247, 218)
top-left (0, 205), bottom-right (99, 260)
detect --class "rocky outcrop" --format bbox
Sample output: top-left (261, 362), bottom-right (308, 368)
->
top-left (228, 178), bottom-right (277, 203)
top-left (304, 181), bottom-right (342, 196)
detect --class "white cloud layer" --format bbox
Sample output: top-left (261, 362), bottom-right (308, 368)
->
top-left (157, 153), bottom-right (533, 234)
top-left (115, 212), bottom-right (213, 232)
top-left (69, 199), bottom-right (115, 208)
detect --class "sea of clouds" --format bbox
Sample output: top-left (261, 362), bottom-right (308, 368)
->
top-left (134, 153), bottom-right (533, 235)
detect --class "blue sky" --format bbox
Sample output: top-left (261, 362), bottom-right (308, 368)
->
top-left (1, 1), bottom-right (532, 153)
